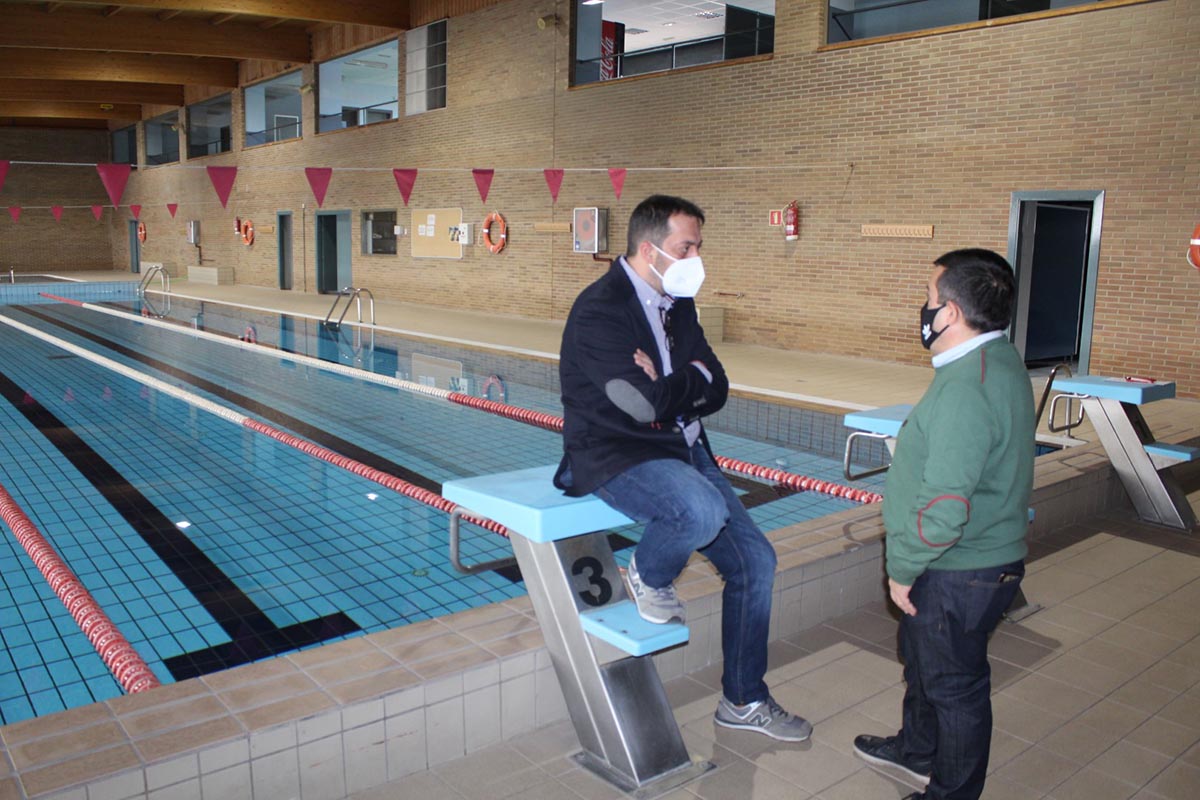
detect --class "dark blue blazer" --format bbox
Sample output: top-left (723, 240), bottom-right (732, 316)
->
top-left (554, 259), bottom-right (728, 497)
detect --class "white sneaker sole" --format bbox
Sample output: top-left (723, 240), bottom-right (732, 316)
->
top-left (714, 714), bottom-right (812, 742)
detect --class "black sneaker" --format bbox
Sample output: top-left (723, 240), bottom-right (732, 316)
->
top-left (853, 734), bottom-right (932, 787)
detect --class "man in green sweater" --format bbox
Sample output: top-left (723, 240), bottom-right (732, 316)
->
top-left (854, 249), bottom-right (1034, 800)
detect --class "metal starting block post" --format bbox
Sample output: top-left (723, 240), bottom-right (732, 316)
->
top-left (1052, 375), bottom-right (1197, 530)
top-left (443, 465), bottom-right (713, 798)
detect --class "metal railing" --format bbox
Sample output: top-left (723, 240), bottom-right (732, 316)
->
top-left (1038, 363), bottom-right (1084, 436)
top-left (137, 264), bottom-right (170, 296)
top-left (323, 286), bottom-right (375, 330)
top-left (448, 509), bottom-right (517, 575)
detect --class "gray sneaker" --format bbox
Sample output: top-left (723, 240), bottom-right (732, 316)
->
top-left (714, 695), bottom-right (813, 742)
top-left (624, 555), bottom-right (685, 624)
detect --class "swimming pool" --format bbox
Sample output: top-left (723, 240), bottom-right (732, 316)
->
top-left (0, 286), bottom-right (885, 725)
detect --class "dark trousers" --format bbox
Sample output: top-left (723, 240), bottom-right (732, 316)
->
top-left (897, 561), bottom-right (1024, 800)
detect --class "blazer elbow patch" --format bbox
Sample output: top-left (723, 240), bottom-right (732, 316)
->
top-left (604, 378), bottom-right (657, 423)
top-left (916, 495), bottom-right (969, 548)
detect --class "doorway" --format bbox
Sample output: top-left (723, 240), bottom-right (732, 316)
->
top-left (315, 210), bottom-right (352, 294)
top-left (128, 220), bottom-right (141, 273)
top-left (1006, 191), bottom-right (1105, 373)
top-left (277, 212), bottom-right (293, 290)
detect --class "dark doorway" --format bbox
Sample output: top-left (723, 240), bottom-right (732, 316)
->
top-left (277, 212), bottom-right (293, 290)
top-left (1007, 191), bottom-right (1105, 372)
top-left (128, 220), bottom-right (141, 273)
top-left (315, 210), bottom-right (351, 294)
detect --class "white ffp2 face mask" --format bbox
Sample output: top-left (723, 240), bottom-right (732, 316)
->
top-left (649, 243), bottom-right (706, 298)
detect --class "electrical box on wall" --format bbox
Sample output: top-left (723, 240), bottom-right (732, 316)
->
top-left (573, 207), bottom-right (608, 254)
top-left (451, 223), bottom-right (473, 245)
top-left (186, 220), bottom-right (201, 245)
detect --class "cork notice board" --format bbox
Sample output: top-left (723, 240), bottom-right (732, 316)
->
top-left (411, 207), bottom-right (464, 259)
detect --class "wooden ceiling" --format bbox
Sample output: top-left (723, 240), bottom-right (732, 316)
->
top-left (0, 0), bottom-right (416, 129)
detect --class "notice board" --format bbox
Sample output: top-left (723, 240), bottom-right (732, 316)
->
top-left (411, 207), bottom-right (464, 259)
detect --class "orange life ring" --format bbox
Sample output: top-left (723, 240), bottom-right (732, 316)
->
top-left (481, 374), bottom-right (507, 403)
top-left (136, 221), bottom-right (147, 243)
top-left (1189, 222), bottom-right (1200, 270)
top-left (241, 219), bottom-right (255, 246)
top-left (242, 325), bottom-right (257, 344)
top-left (481, 212), bottom-right (507, 254)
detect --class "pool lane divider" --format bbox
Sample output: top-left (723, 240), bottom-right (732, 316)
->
top-left (0, 482), bottom-right (161, 694)
top-left (0, 308), bottom-right (510, 537)
top-left (40, 293), bottom-right (883, 506)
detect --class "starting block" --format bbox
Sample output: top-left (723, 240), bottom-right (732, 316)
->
top-left (443, 465), bottom-right (711, 797)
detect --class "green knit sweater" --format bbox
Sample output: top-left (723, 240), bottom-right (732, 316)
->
top-left (883, 337), bottom-right (1035, 585)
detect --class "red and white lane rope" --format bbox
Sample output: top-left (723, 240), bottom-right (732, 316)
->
top-left (37, 294), bottom-right (883, 505)
top-left (0, 483), bottom-right (160, 694)
top-left (0, 312), bottom-right (513, 539)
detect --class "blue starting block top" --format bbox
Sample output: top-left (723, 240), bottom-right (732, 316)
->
top-left (579, 601), bottom-right (689, 656)
top-left (1053, 375), bottom-right (1176, 405)
top-left (442, 464), bottom-right (633, 543)
top-left (1144, 442), bottom-right (1200, 464)
top-left (843, 403), bottom-right (913, 437)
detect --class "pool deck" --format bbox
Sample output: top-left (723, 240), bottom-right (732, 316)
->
top-left (2, 272), bottom-right (1198, 800)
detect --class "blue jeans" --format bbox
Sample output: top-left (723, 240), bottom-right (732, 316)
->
top-left (897, 562), bottom-right (1025, 800)
top-left (594, 444), bottom-right (777, 705)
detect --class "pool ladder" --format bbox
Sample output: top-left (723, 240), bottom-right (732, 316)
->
top-left (136, 264), bottom-right (171, 318)
top-left (323, 287), bottom-right (376, 368)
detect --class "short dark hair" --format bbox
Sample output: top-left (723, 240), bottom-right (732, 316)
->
top-left (933, 248), bottom-right (1016, 333)
top-left (626, 195), bottom-right (705, 255)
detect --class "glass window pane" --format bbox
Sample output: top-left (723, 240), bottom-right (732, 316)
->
top-left (186, 94), bottom-right (232, 158)
top-left (317, 40), bottom-right (399, 132)
top-left (245, 70), bottom-right (303, 145)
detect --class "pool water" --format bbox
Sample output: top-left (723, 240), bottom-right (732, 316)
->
top-left (0, 291), bottom-right (884, 724)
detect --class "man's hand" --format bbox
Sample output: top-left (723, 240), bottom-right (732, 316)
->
top-left (889, 578), bottom-right (917, 616)
top-left (633, 348), bottom-right (658, 381)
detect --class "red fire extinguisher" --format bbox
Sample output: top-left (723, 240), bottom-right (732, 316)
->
top-left (234, 216), bottom-right (242, 235)
top-left (784, 202), bottom-right (799, 241)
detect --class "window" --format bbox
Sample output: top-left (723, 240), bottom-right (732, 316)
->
top-left (145, 111), bottom-right (180, 165)
top-left (318, 40), bottom-right (399, 133)
top-left (245, 71), bottom-right (304, 146)
top-left (573, 1), bottom-right (774, 86)
top-left (187, 94), bottom-right (233, 157)
top-left (362, 211), bottom-right (398, 255)
top-left (111, 125), bottom-right (137, 166)
top-left (828, 0), bottom-right (1100, 44)
top-left (406, 20), bottom-right (447, 115)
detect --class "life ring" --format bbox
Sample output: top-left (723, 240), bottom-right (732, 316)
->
top-left (481, 374), bottom-right (507, 403)
top-left (481, 212), bottom-right (507, 254)
top-left (1189, 223), bottom-right (1200, 270)
top-left (241, 219), bottom-right (255, 246)
top-left (242, 325), bottom-right (257, 344)
top-left (136, 221), bottom-right (147, 243)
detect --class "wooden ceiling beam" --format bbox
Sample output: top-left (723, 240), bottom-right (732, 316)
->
top-left (0, 79), bottom-right (184, 105)
top-left (0, 7), bottom-right (311, 62)
top-left (0, 49), bottom-right (240, 87)
top-left (102, 5), bottom-right (122, 16)
top-left (0, 101), bottom-right (141, 120)
top-left (49, 0), bottom-right (411, 28)
top-left (210, 13), bottom-right (238, 25)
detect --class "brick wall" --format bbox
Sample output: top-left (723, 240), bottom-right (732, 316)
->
top-left (4, 0), bottom-right (1198, 395)
top-left (0, 129), bottom-right (113, 272)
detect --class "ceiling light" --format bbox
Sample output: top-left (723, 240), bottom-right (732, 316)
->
top-left (663, 22), bottom-right (675, 27)
top-left (582, 1), bottom-right (604, 5)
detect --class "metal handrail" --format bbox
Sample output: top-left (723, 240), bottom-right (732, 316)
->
top-left (843, 430), bottom-right (893, 482)
top-left (1036, 363), bottom-right (1083, 436)
top-left (8, 268), bottom-right (13, 284)
top-left (137, 264), bottom-right (169, 296)
top-left (448, 508), bottom-right (517, 575)
top-left (323, 286), bottom-right (375, 330)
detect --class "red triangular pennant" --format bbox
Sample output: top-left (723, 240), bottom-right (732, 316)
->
top-left (51, 206), bottom-right (64, 222)
top-left (167, 203), bottom-right (178, 218)
top-left (130, 204), bottom-right (142, 219)
top-left (7, 206), bottom-right (20, 222)
top-left (543, 169), bottom-right (564, 203)
top-left (472, 168), bottom-right (495, 203)
top-left (393, 168), bottom-right (417, 206)
top-left (0, 160), bottom-right (8, 194)
top-left (608, 168), bottom-right (627, 200)
top-left (305, 167), bottom-right (333, 208)
top-left (91, 205), bottom-right (103, 221)
top-left (96, 163), bottom-right (132, 208)
top-left (206, 166), bottom-right (238, 209)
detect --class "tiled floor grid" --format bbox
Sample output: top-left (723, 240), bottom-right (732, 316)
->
top-left (347, 517), bottom-right (1200, 800)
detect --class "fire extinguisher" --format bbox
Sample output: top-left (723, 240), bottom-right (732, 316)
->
top-left (784, 201), bottom-right (799, 241)
top-left (234, 216), bottom-right (242, 236)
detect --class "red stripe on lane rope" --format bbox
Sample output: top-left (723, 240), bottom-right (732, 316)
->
top-left (240, 418), bottom-right (511, 537)
top-left (37, 292), bottom-right (85, 307)
top-left (0, 483), bottom-right (160, 694)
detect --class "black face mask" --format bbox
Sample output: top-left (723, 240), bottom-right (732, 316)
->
top-left (920, 302), bottom-right (947, 350)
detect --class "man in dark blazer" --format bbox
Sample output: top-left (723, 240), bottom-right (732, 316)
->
top-left (554, 195), bottom-right (811, 742)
